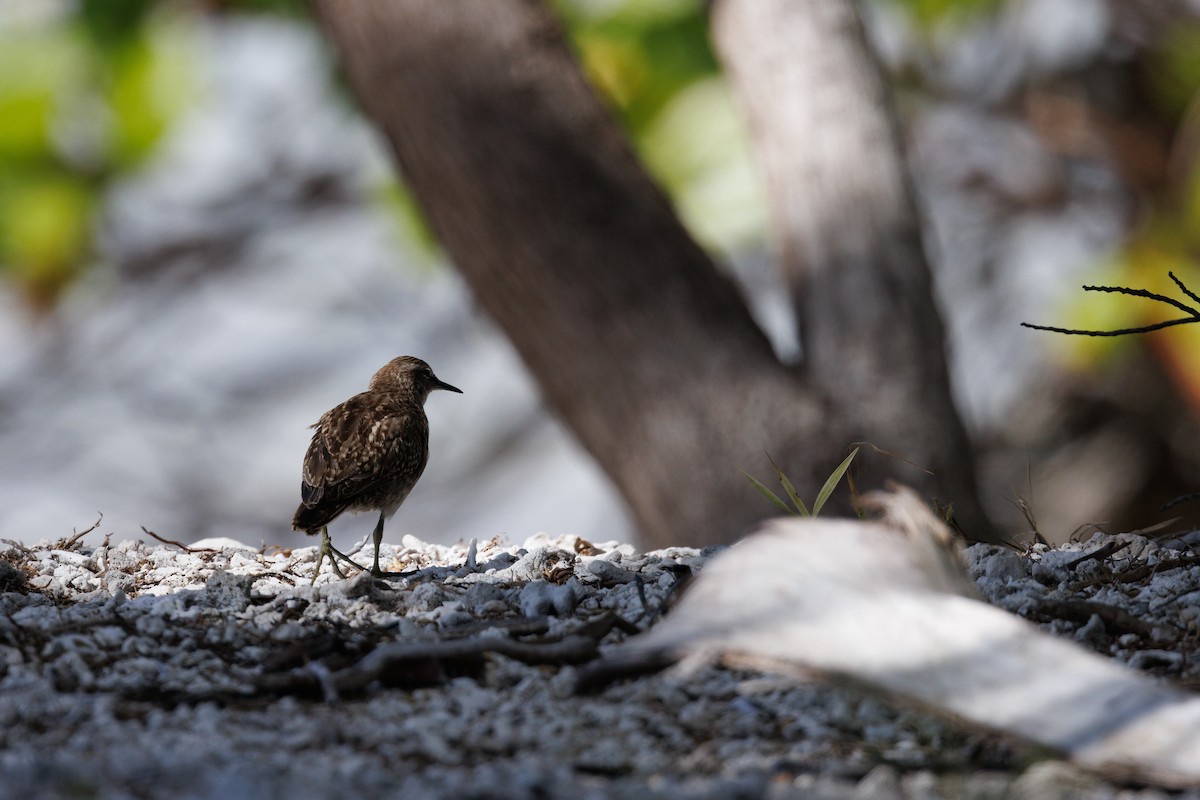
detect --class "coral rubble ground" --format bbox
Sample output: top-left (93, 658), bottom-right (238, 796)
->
top-left (1, 528), bottom-right (1198, 799)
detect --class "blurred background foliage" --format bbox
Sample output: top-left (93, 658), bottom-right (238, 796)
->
top-left (4, 0), bottom-right (1200, 543)
top-left (0, 0), bottom-right (194, 309)
top-left (5, 0), bottom-right (1200, 425)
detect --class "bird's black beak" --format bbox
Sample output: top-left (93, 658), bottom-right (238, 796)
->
top-left (434, 378), bottom-right (463, 394)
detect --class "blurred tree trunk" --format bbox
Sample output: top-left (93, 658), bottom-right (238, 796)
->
top-left (310, 0), bottom-right (997, 546)
top-left (710, 0), bottom-right (987, 536)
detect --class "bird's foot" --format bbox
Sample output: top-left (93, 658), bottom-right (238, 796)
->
top-left (311, 529), bottom-right (368, 583)
top-left (329, 544), bottom-right (368, 575)
top-left (310, 551), bottom-right (324, 586)
top-left (370, 567), bottom-right (411, 580)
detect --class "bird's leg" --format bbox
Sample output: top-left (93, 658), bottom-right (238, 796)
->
top-left (310, 527), bottom-right (370, 583)
top-left (326, 537), bottom-right (347, 580)
top-left (309, 526), bottom-right (342, 585)
top-left (310, 542), bottom-right (323, 585)
top-left (325, 527), bottom-right (346, 579)
top-left (327, 542), bottom-right (367, 575)
top-left (371, 511), bottom-right (386, 577)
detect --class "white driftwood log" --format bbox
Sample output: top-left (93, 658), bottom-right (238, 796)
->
top-left (604, 487), bottom-right (1200, 787)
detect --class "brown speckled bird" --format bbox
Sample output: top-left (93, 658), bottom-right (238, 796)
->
top-left (293, 356), bottom-right (461, 581)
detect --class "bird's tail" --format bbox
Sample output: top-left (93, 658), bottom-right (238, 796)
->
top-left (292, 503), bottom-right (343, 533)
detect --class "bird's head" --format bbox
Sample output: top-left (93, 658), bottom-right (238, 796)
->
top-left (369, 356), bottom-right (463, 403)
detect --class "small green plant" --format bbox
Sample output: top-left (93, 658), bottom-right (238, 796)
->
top-left (741, 447), bottom-right (859, 517)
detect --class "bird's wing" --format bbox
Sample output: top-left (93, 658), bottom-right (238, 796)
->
top-left (372, 414), bottom-right (430, 491)
top-left (299, 395), bottom-right (425, 509)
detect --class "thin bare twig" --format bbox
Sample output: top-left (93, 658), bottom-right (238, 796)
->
top-left (1006, 493), bottom-right (1047, 547)
top-left (1069, 553), bottom-right (1200, 591)
top-left (257, 633), bottom-right (602, 698)
top-left (848, 441), bottom-right (935, 475)
top-left (1026, 598), bottom-right (1164, 642)
top-left (1162, 492), bottom-right (1200, 512)
top-left (1020, 317), bottom-right (1198, 337)
top-left (1021, 271), bottom-right (1200, 337)
top-left (1170, 271), bottom-right (1200, 307)
top-left (1081, 280), bottom-right (1200, 317)
top-left (1060, 540), bottom-right (1123, 569)
top-left (59, 515), bottom-right (103, 551)
top-left (140, 527), bottom-right (220, 553)
top-left (1068, 522), bottom-right (1108, 543)
top-left (1126, 517), bottom-right (1185, 541)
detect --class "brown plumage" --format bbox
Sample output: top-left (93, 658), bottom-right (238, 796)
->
top-left (293, 356), bottom-right (461, 579)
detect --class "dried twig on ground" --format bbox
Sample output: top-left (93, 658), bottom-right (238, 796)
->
top-left (140, 526), bottom-right (220, 553)
top-left (1026, 598), bottom-right (1164, 642)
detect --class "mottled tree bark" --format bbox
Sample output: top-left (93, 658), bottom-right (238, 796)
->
top-left (310, 0), bottom-right (995, 546)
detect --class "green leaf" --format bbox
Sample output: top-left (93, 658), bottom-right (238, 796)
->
top-left (740, 468), bottom-right (793, 515)
top-left (812, 447), bottom-right (859, 517)
top-left (898, 0), bottom-right (1003, 31)
top-left (0, 34), bottom-right (80, 162)
top-left (78, 0), bottom-right (156, 49)
top-left (106, 26), bottom-right (192, 166)
top-left (766, 452), bottom-right (809, 516)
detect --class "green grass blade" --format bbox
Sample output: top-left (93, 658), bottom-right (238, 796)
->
top-left (766, 452), bottom-right (809, 516)
top-left (740, 468), bottom-right (793, 514)
top-left (812, 447), bottom-right (859, 517)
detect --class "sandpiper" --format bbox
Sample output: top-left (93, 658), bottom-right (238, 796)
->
top-left (292, 356), bottom-right (461, 581)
